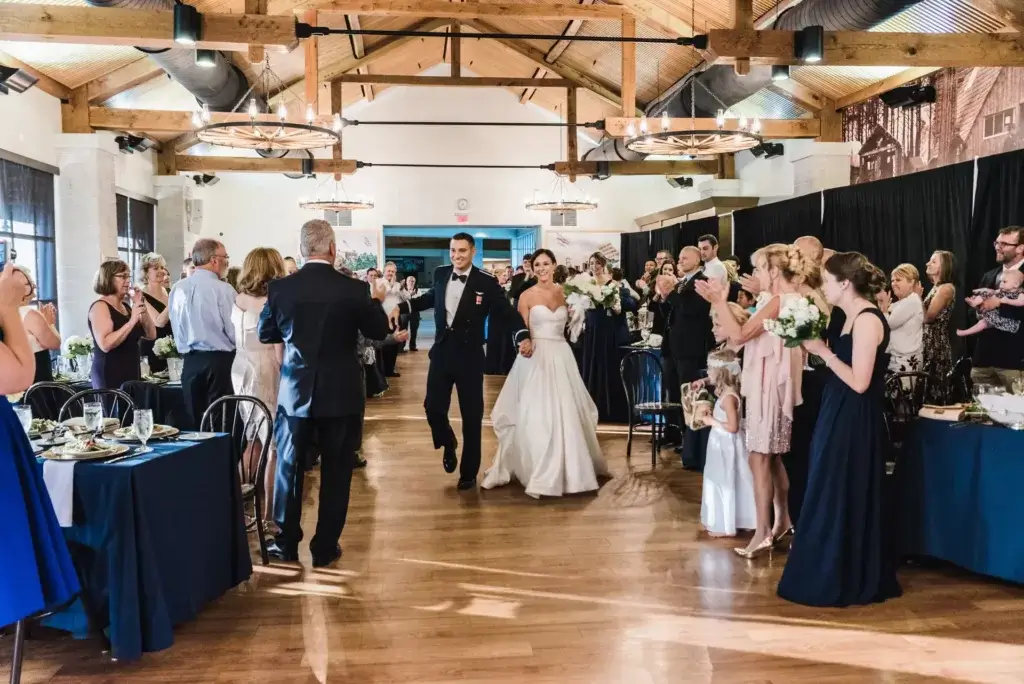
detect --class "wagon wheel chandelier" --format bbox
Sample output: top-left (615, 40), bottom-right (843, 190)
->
top-left (298, 175), bottom-right (374, 212)
top-left (192, 56), bottom-right (342, 152)
top-left (526, 104), bottom-right (596, 213)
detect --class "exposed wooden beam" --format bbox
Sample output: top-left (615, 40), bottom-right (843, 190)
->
top-left (245, 0), bottom-right (268, 63)
top-left (706, 29), bottom-right (1024, 67)
top-left (312, 0), bottom-right (625, 19)
top-left (337, 74), bottom-right (576, 87)
top-left (61, 87), bottom-right (91, 133)
top-left (614, 0), bottom-right (693, 38)
top-left (157, 144), bottom-right (177, 176)
top-left (450, 21), bottom-right (461, 77)
top-left (817, 100), bottom-right (841, 142)
top-left (0, 48), bottom-right (69, 100)
top-left (604, 117), bottom-right (821, 139)
top-left (718, 154), bottom-right (736, 179)
top-left (566, 86), bottom-right (578, 180)
top-left (834, 67), bottom-right (940, 110)
top-left (86, 58), bottom-right (164, 105)
top-left (621, 14), bottom-right (636, 118)
top-left (555, 159), bottom-right (721, 177)
top-left (753, 0), bottom-right (805, 29)
top-left (0, 4), bottom-right (297, 51)
top-left (88, 107), bottom-right (338, 133)
top-left (176, 155), bottom-right (356, 174)
top-left (732, 0), bottom-right (753, 76)
top-left (303, 8), bottom-right (319, 110)
top-left (520, 0), bottom-right (594, 106)
top-left (330, 80), bottom-right (343, 179)
top-left (967, 0), bottom-right (1024, 31)
top-left (464, 18), bottom-right (637, 114)
top-left (767, 78), bottom-right (826, 112)
top-left (346, 14), bottom-right (366, 58)
top-left (357, 66), bottom-right (375, 101)
top-left (172, 132), bottom-right (201, 152)
top-left (322, 17), bottom-right (450, 82)
top-left (520, 68), bottom-right (546, 104)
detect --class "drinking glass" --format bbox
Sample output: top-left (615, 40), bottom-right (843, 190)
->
top-left (133, 409), bottom-right (154, 454)
top-left (14, 406), bottom-right (32, 435)
top-left (83, 401), bottom-right (104, 435)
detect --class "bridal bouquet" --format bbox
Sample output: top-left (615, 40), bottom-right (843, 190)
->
top-left (563, 273), bottom-right (622, 343)
top-left (62, 335), bottom-right (94, 358)
top-left (763, 295), bottom-right (826, 348)
top-left (153, 336), bottom-right (181, 359)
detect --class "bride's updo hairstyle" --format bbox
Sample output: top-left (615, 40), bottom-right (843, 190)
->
top-left (531, 248), bottom-right (557, 265)
top-left (753, 243), bottom-right (820, 287)
top-left (824, 251), bottom-right (888, 300)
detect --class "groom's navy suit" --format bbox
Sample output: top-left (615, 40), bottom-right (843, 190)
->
top-left (399, 265), bottom-right (529, 481)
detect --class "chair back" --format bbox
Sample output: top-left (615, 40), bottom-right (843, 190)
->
top-left (200, 395), bottom-right (273, 491)
top-left (947, 356), bottom-right (973, 404)
top-left (58, 388), bottom-right (136, 427)
top-left (22, 382), bottom-right (76, 421)
top-left (884, 371), bottom-right (929, 456)
top-left (620, 349), bottom-right (664, 413)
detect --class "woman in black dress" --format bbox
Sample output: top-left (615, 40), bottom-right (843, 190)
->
top-left (137, 253), bottom-right (173, 373)
top-left (778, 252), bottom-right (901, 607)
top-left (12, 265), bottom-right (60, 383)
top-left (579, 252), bottom-right (639, 423)
top-left (87, 259), bottom-right (157, 390)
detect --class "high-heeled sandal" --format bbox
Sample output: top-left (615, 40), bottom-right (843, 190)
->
top-left (773, 526), bottom-right (795, 550)
top-left (734, 534), bottom-right (775, 560)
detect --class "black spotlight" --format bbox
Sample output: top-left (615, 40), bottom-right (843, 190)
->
top-left (667, 176), bottom-right (694, 189)
top-left (594, 161), bottom-right (611, 181)
top-left (879, 85), bottom-right (936, 109)
top-left (795, 25), bottom-right (824, 64)
top-left (195, 49), bottom-right (217, 68)
top-left (0, 65), bottom-right (38, 95)
top-left (750, 144), bottom-right (766, 158)
top-left (771, 65), bottom-right (790, 82)
top-left (764, 142), bottom-right (785, 159)
top-left (173, 2), bottom-right (201, 46)
top-left (192, 174), bottom-right (219, 187)
top-left (114, 134), bottom-right (150, 154)
top-left (301, 157), bottom-right (315, 177)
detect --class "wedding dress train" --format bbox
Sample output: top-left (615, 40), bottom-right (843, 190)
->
top-left (482, 305), bottom-right (609, 498)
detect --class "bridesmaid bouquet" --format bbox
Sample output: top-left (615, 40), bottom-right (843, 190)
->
top-left (62, 335), bottom-right (93, 358)
top-left (763, 295), bottom-right (826, 348)
top-left (564, 274), bottom-right (622, 342)
top-left (153, 337), bottom-right (180, 359)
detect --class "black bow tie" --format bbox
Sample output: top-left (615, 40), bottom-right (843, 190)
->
top-left (451, 273), bottom-right (468, 283)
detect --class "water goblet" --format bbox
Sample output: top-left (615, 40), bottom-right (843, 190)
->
top-left (14, 406), bottom-right (32, 435)
top-left (83, 401), bottom-right (104, 436)
top-left (133, 409), bottom-right (154, 454)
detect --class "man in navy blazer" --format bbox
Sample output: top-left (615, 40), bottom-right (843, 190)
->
top-left (393, 233), bottom-right (532, 490)
top-left (258, 219), bottom-right (390, 567)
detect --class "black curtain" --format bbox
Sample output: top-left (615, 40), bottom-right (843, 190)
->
top-left (620, 231), bottom-right (650, 283)
top-left (677, 216), bottom-right (719, 249)
top-left (129, 199), bottom-right (155, 254)
top-left (970, 149), bottom-right (1024, 290)
top-left (0, 158), bottom-right (57, 307)
top-left (648, 223), bottom-right (682, 262)
top-left (733, 193), bottom-right (822, 273)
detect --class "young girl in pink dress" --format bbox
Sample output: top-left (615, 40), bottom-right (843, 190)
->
top-left (696, 244), bottom-right (818, 558)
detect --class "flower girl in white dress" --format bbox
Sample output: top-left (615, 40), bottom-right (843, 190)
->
top-left (700, 347), bottom-right (757, 537)
top-left (482, 249), bottom-right (609, 498)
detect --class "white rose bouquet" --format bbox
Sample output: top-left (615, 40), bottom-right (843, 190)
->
top-left (153, 336), bottom-right (181, 359)
top-left (563, 273), bottom-right (623, 343)
top-left (763, 295), bottom-right (826, 348)
top-left (62, 335), bottom-right (94, 358)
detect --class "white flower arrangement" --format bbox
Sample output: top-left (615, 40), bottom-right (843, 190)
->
top-left (562, 274), bottom-right (623, 343)
top-left (153, 336), bottom-right (181, 359)
top-left (62, 335), bottom-right (94, 358)
top-left (763, 295), bottom-right (826, 348)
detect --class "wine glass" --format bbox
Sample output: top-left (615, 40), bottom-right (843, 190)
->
top-left (14, 406), bottom-right (32, 435)
top-left (133, 409), bottom-right (154, 454)
top-left (83, 401), bottom-right (104, 436)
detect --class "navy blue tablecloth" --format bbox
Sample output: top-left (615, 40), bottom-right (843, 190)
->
top-left (896, 418), bottom-right (1024, 584)
top-left (36, 435), bottom-right (252, 660)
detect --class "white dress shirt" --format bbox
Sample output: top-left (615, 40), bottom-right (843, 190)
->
top-left (444, 266), bottom-right (471, 327)
top-left (886, 292), bottom-right (924, 357)
top-left (701, 257), bottom-right (728, 286)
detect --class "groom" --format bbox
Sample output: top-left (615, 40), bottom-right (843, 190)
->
top-left (392, 233), bottom-right (532, 490)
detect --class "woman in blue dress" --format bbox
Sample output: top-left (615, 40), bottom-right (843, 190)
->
top-left (778, 252), bottom-right (901, 607)
top-left (579, 253), bottom-right (638, 423)
top-left (0, 261), bottom-right (79, 630)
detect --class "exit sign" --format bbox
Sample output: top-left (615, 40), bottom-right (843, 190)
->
top-left (455, 213), bottom-right (469, 223)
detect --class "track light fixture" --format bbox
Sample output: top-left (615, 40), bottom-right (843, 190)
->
top-left (173, 2), bottom-right (201, 46)
top-left (879, 85), bottom-right (936, 109)
top-left (771, 65), bottom-right (790, 82)
top-left (667, 176), bottom-right (694, 189)
top-left (195, 49), bottom-right (217, 68)
top-left (751, 142), bottom-right (785, 159)
top-left (301, 157), bottom-right (314, 177)
top-left (795, 26), bottom-right (824, 64)
top-left (0, 65), bottom-right (38, 95)
top-left (114, 134), bottom-right (150, 154)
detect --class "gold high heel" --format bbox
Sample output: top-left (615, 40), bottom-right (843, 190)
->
top-left (733, 534), bottom-right (775, 560)
top-left (774, 526), bottom-right (795, 546)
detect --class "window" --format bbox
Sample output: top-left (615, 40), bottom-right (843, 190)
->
top-left (116, 194), bottom-right (155, 278)
top-left (0, 158), bottom-right (57, 314)
top-left (983, 108), bottom-right (1015, 139)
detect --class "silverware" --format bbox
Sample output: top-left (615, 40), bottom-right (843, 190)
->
top-left (104, 450), bottom-right (141, 464)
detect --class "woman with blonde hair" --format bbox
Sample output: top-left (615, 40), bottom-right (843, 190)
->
top-left (231, 247), bottom-right (286, 527)
top-left (878, 263), bottom-right (924, 373)
top-left (138, 252), bottom-right (173, 373)
top-left (696, 243), bottom-right (816, 558)
top-left (11, 265), bottom-right (60, 382)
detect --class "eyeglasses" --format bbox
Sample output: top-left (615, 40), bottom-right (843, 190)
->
top-left (114, 273), bottom-right (131, 280)
top-left (995, 240), bottom-right (1020, 248)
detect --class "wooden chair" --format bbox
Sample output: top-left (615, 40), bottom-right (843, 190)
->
top-left (57, 388), bottom-right (136, 428)
top-left (620, 349), bottom-right (681, 468)
top-left (201, 395), bottom-right (273, 566)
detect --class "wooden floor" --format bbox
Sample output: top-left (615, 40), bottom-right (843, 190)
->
top-left (5, 340), bottom-right (1024, 683)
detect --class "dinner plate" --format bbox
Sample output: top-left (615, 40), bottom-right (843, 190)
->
top-left (106, 425), bottom-right (179, 442)
top-left (177, 432), bottom-right (216, 440)
top-left (62, 417), bottom-right (120, 433)
top-left (42, 442), bottom-right (130, 461)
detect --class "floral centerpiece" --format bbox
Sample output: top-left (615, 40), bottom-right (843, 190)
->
top-left (61, 335), bottom-right (94, 380)
top-left (63, 335), bottom-right (94, 358)
top-left (763, 295), bottom-right (826, 348)
top-left (563, 273), bottom-right (622, 342)
top-left (153, 337), bottom-right (180, 359)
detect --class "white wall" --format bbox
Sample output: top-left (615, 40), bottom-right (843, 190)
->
top-left (735, 139), bottom-right (860, 204)
top-left (197, 65), bottom-right (689, 261)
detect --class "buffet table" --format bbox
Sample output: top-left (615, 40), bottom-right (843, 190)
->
top-left (896, 418), bottom-right (1024, 584)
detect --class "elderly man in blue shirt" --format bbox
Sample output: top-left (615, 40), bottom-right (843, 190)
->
top-left (169, 238), bottom-right (237, 429)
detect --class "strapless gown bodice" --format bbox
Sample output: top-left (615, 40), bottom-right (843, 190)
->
top-left (529, 305), bottom-right (569, 341)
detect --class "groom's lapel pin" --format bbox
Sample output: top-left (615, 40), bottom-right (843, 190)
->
top-left (475, 292), bottom-right (483, 305)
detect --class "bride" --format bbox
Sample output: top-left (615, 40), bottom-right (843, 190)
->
top-left (482, 249), bottom-right (609, 497)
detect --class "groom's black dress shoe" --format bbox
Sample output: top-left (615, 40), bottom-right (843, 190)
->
top-left (354, 456), bottom-right (368, 468)
top-left (266, 542), bottom-right (299, 563)
top-left (457, 477), bottom-right (476, 491)
top-left (311, 544), bottom-right (342, 568)
top-left (443, 436), bottom-right (459, 473)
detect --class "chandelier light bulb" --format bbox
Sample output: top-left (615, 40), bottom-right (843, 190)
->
top-left (661, 111), bottom-right (670, 132)
top-left (752, 117), bottom-right (762, 134)
top-left (739, 115), bottom-right (748, 130)
top-left (715, 109), bottom-right (726, 128)
top-left (626, 121), bottom-right (637, 137)
top-left (306, 104), bottom-right (315, 124)
top-left (639, 118), bottom-right (648, 134)
top-left (247, 98), bottom-right (258, 118)
top-left (277, 103), bottom-right (287, 121)
top-left (192, 110), bottom-right (203, 127)
top-left (333, 114), bottom-right (344, 132)
top-left (201, 103), bottom-right (211, 123)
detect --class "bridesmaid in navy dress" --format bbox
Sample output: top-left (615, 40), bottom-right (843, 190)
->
top-left (579, 252), bottom-right (638, 423)
top-left (778, 252), bottom-right (902, 607)
top-left (87, 260), bottom-right (156, 390)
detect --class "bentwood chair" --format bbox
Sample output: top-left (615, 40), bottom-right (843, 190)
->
top-left (201, 395), bottom-right (273, 566)
top-left (947, 356), bottom-right (973, 405)
top-left (57, 388), bottom-right (136, 429)
top-left (884, 371), bottom-right (929, 465)
top-left (21, 381), bottom-right (76, 422)
top-left (620, 349), bottom-right (681, 469)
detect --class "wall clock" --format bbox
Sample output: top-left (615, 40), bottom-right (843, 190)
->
top-left (456, 198), bottom-right (469, 211)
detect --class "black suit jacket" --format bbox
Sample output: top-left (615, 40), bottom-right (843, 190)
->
top-left (258, 262), bottom-right (390, 418)
top-left (509, 272), bottom-right (536, 302)
top-left (400, 265), bottom-right (528, 349)
top-left (972, 262), bottom-right (1024, 369)
top-left (663, 272), bottom-right (714, 361)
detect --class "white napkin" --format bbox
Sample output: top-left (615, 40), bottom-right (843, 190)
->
top-left (42, 460), bottom-right (76, 527)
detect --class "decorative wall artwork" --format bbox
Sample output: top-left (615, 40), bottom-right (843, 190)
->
top-left (844, 67), bottom-right (1024, 184)
top-left (335, 229), bottom-right (379, 271)
top-left (545, 230), bottom-right (621, 271)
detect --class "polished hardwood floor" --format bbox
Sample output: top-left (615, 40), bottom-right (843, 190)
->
top-left (5, 340), bottom-right (1024, 683)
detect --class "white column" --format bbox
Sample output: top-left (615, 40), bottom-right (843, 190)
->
top-left (153, 175), bottom-right (190, 273)
top-left (55, 133), bottom-right (119, 340)
top-left (790, 141), bottom-right (860, 196)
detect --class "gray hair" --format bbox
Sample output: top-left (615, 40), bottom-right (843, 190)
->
top-left (300, 219), bottom-right (335, 258)
top-left (384, 261), bottom-right (396, 270)
top-left (192, 239), bottom-right (222, 267)
top-left (139, 252), bottom-right (167, 284)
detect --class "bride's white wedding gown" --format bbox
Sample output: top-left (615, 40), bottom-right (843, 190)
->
top-left (482, 305), bottom-right (609, 498)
